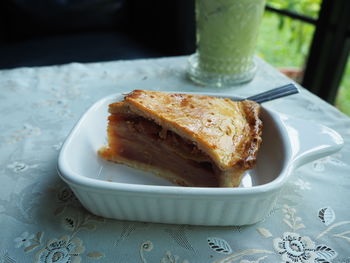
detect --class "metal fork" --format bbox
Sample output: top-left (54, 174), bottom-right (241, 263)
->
top-left (239, 83), bottom-right (299, 103)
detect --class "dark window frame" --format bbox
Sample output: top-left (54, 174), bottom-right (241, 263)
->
top-left (266, 0), bottom-right (350, 104)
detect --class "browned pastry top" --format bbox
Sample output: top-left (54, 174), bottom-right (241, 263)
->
top-left (108, 90), bottom-right (262, 171)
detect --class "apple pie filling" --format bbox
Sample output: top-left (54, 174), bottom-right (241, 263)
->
top-left (99, 113), bottom-right (220, 186)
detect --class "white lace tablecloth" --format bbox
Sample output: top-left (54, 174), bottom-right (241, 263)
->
top-left (1, 56), bottom-right (349, 263)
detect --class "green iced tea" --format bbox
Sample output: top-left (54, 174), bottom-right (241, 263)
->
top-left (196, 0), bottom-right (265, 76)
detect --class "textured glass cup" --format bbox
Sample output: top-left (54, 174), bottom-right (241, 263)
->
top-left (188, 0), bottom-right (266, 87)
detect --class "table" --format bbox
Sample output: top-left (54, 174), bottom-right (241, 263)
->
top-left (1, 56), bottom-right (349, 263)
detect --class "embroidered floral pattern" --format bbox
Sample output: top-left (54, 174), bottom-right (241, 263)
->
top-left (115, 222), bottom-right (150, 246)
top-left (0, 250), bottom-right (16, 263)
top-left (24, 232), bottom-right (43, 252)
top-left (1, 57), bottom-right (349, 263)
top-left (56, 187), bottom-right (78, 204)
top-left (273, 232), bottom-right (317, 263)
top-left (164, 225), bottom-right (194, 251)
top-left (140, 241), bottom-right (154, 263)
top-left (239, 256), bottom-right (268, 263)
top-left (207, 237), bottom-right (232, 254)
top-left (312, 155), bottom-right (347, 172)
top-left (318, 207), bottom-right (336, 226)
top-left (212, 249), bottom-right (273, 263)
top-left (282, 204), bottom-right (305, 231)
top-left (7, 161), bottom-right (38, 173)
top-left (52, 142), bottom-right (63, 151)
top-left (10, 213), bottom-right (104, 261)
top-left (160, 251), bottom-right (189, 263)
top-left (294, 178), bottom-right (311, 190)
top-left (140, 241), bottom-right (189, 263)
top-left (252, 204), bottom-right (340, 263)
top-left (35, 236), bottom-right (84, 263)
top-left (14, 232), bottom-right (35, 248)
top-left (7, 123), bottom-right (41, 144)
top-left (53, 186), bottom-right (81, 216)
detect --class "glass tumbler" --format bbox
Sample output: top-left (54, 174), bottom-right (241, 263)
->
top-left (188, 0), bottom-right (266, 87)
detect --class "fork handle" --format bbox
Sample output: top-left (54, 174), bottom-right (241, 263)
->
top-left (245, 83), bottom-right (299, 104)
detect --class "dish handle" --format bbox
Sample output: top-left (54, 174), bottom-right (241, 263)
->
top-left (283, 116), bottom-right (344, 168)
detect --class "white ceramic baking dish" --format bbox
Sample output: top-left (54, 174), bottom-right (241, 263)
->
top-left (57, 92), bottom-right (344, 226)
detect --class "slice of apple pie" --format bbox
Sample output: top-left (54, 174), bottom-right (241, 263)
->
top-left (98, 90), bottom-right (263, 187)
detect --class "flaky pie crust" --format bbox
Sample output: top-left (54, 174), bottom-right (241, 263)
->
top-left (99, 90), bottom-right (263, 187)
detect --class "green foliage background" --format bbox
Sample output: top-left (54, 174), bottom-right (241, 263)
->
top-left (257, 0), bottom-right (350, 115)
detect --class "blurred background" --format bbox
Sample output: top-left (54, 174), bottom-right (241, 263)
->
top-left (0, 0), bottom-right (349, 115)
